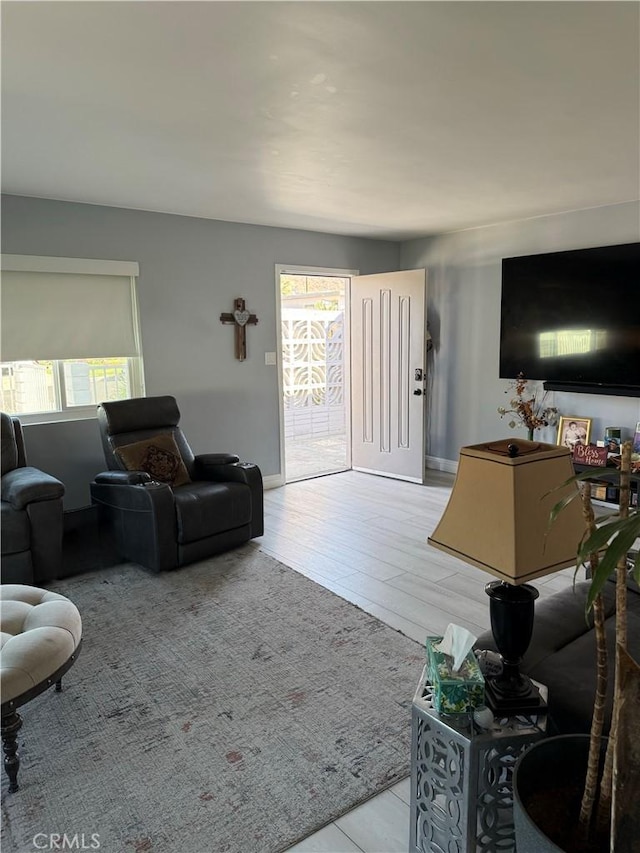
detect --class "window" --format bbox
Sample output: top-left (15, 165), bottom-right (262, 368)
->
top-left (1, 255), bottom-right (145, 421)
top-left (1, 357), bottom-right (140, 416)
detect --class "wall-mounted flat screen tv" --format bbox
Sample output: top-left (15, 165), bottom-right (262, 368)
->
top-left (500, 242), bottom-right (640, 396)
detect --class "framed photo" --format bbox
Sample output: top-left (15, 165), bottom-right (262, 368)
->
top-left (557, 416), bottom-right (592, 450)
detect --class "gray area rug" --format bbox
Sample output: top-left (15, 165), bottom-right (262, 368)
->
top-left (1, 545), bottom-right (424, 853)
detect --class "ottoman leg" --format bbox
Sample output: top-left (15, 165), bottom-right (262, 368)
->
top-left (1, 710), bottom-right (23, 793)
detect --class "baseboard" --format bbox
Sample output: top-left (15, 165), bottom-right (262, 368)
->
top-left (265, 465), bottom-right (456, 485)
top-left (426, 455), bottom-right (458, 474)
top-left (263, 474), bottom-right (284, 490)
top-left (352, 466), bottom-right (423, 484)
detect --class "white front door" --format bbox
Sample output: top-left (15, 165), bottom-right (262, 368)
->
top-left (351, 269), bottom-right (427, 483)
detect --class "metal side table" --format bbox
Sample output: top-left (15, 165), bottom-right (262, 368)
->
top-left (410, 665), bottom-right (548, 853)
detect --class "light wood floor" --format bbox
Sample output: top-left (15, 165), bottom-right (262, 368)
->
top-left (258, 470), bottom-right (576, 853)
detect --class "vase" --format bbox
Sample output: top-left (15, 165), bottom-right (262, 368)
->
top-left (527, 428), bottom-right (534, 441)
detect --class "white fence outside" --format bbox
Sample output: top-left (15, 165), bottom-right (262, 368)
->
top-left (282, 308), bottom-right (346, 441)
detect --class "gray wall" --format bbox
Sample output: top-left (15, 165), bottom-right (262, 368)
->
top-left (1, 194), bottom-right (401, 508)
top-left (4, 194), bottom-right (639, 507)
top-left (401, 201), bottom-right (640, 463)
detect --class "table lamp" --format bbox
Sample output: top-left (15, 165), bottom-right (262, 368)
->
top-left (428, 438), bottom-right (585, 715)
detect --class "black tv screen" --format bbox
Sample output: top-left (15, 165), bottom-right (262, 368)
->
top-left (499, 242), bottom-right (640, 396)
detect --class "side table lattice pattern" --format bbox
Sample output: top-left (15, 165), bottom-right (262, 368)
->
top-left (410, 665), bottom-right (548, 853)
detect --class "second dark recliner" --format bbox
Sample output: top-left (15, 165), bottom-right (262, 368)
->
top-left (90, 396), bottom-right (263, 572)
top-left (1, 413), bottom-right (65, 584)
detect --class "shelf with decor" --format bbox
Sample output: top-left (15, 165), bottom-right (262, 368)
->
top-left (573, 462), bottom-right (639, 508)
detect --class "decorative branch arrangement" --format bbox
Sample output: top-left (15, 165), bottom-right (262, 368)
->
top-left (498, 372), bottom-right (558, 440)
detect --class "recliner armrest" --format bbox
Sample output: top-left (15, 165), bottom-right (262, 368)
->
top-left (90, 479), bottom-right (177, 572)
top-left (192, 457), bottom-right (263, 537)
top-left (1, 467), bottom-right (65, 510)
top-left (194, 461), bottom-right (264, 538)
top-left (193, 454), bottom-right (241, 480)
top-left (91, 479), bottom-right (174, 512)
top-left (94, 470), bottom-right (152, 486)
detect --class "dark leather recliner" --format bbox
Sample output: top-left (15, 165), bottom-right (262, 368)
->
top-left (89, 395), bottom-right (264, 572)
top-left (1, 413), bottom-right (65, 584)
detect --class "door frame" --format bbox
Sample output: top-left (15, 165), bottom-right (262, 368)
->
top-left (275, 264), bottom-right (358, 484)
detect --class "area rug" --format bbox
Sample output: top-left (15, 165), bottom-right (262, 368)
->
top-left (1, 545), bottom-right (424, 853)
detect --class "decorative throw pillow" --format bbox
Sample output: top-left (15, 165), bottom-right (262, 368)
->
top-left (114, 433), bottom-right (191, 487)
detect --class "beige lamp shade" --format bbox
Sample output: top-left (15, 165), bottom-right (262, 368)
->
top-left (428, 438), bottom-right (585, 584)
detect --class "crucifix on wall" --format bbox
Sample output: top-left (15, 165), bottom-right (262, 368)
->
top-left (220, 298), bottom-right (259, 361)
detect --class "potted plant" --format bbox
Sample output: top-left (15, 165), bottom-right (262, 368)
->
top-left (513, 440), bottom-right (640, 852)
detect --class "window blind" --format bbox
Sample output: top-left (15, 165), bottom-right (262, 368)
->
top-left (1, 256), bottom-right (141, 361)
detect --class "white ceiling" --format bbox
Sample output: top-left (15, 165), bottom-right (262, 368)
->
top-left (2, 1), bottom-right (639, 241)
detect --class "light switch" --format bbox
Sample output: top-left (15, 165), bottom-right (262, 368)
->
top-left (265, 352), bottom-right (277, 365)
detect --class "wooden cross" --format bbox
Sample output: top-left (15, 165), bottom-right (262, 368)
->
top-left (220, 298), bottom-right (259, 361)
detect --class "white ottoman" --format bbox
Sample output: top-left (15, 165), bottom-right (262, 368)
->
top-left (1, 584), bottom-right (82, 792)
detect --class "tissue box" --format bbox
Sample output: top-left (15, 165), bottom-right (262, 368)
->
top-left (426, 636), bottom-right (485, 714)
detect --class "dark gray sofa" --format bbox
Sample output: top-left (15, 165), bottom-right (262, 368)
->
top-left (476, 576), bottom-right (640, 734)
top-left (1, 413), bottom-right (65, 584)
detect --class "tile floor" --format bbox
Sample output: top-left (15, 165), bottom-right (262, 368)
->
top-left (258, 470), bottom-right (579, 852)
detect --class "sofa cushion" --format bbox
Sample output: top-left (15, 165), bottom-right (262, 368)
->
top-left (115, 433), bottom-right (191, 487)
top-left (475, 580), bottom-right (640, 735)
top-left (174, 481), bottom-right (251, 543)
top-left (1, 502), bottom-right (30, 554)
top-left (520, 581), bottom-right (617, 670)
top-left (528, 606), bottom-right (640, 734)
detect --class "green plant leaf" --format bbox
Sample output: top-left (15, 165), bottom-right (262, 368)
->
top-left (578, 514), bottom-right (640, 559)
top-left (548, 492), bottom-right (580, 527)
top-left (546, 456), bottom-right (639, 616)
top-left (585, 516), bottom-right (640, 610)
top-left (546, 470), bottom-right (621, 529)
top-left (548, 469), bottom-right (613, 496)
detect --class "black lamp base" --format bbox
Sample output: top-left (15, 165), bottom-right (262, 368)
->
top-left (484, 580), bottom-right (549, 716)
top-left (484, 673), bottom-right (547, 715)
